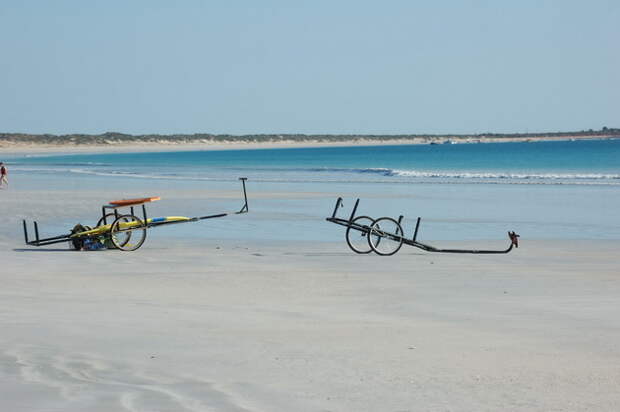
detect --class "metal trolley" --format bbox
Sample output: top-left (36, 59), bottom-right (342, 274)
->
top-left (23, 178), bottom-right (249, 251)
top-left (326, 197), bottom-right (519, 256)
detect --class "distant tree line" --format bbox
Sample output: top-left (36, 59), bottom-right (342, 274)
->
top-left (1, 128), bottom-right (618, 145)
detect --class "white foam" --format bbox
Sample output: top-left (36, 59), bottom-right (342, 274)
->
top-left (10, 165), bottom-right (620, 186)
top-left (389, 169), bottom-right (620, 180)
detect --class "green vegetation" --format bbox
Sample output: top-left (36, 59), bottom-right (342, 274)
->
top-left (1, 128), bottom-right (618, 146)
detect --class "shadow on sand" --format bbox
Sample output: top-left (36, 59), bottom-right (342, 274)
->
top-left (13, 248), bottom-right (77, 252)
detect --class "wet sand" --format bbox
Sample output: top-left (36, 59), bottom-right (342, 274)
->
top-left (1, 186), bottom-right (619, 411)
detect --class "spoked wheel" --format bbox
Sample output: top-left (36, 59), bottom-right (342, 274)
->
top-left (96, 213), bottom-right (119, 249)
top-left (368, 217), bottom-right (404, 256)
top-left (110, 214), bottom-right (147, 251)
top-left (96, 213), bottom-right (117, 227)
top-left (346, 216), bottom-right (380, 254)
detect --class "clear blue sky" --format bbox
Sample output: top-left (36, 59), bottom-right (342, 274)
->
top-left (1, 1), bottom-right (618, 135)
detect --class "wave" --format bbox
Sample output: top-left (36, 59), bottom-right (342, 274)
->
top-left (387, 169), bottom-right (620, 180)
top-left (305, 167), bottom-right (620, 180)
top-left (10, 161), bottom-right (110, 167)
top-left (68, 168), bottom-right (201, 180)
top-left (63, 171), bottom-right (620, 186)
top-left (11, 165), bottom-right (620, 185)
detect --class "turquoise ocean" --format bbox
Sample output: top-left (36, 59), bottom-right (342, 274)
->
top-left (4, 139), bottom-right (620, 242)
top-left (9, 139), bottom-right (620, 185)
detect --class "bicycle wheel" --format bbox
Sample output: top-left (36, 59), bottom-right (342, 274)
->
top-left (96, 213), bottom-right (116, 227)
top-left (110, 214), bottom-right (147, 251)
top-left (368, 217), bottom-right (404, 256)
top-left (96, 213), bottom-right (117, 249)
top-left (345, 216), bottom-right (379, 254)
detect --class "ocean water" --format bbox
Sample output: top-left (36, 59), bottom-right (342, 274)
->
top-left (4, 139), bottom-right (620, 241)
top-left (7, 139), bottom-right (620, 186)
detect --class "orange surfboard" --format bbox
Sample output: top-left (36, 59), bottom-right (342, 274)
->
top-left (108, 197), bottom-right (161, 207)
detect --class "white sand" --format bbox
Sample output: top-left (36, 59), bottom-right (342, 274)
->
top-left (1, 189), bottom-right (619, 411)
top-left (1, 135), bottom-right (615, 156)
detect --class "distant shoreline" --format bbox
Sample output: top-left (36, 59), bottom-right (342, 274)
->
top-left (1, 130), bottom-right (618, 155)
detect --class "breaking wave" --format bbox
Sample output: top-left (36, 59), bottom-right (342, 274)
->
top-left (305, 167), bottom-right (620, 181)
top-left (11, 165), bottom-right (620, 185)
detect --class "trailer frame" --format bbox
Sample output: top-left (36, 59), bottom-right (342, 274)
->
top-left (326, 197), bottom-right (519, 256)
top-left (23, 178), bottom-right (249, 251)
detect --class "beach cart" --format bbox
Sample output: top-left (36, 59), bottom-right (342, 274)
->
top-left (22, 178), bottom-right (249, 251)
top-left (326, 197), bottom-right (519, 256)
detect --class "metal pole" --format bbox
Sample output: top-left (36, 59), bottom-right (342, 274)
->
top-left (238, 177), bottom-right (249, 213)
top-left (22, 220), bottom-right (29, 244)
top-left (348, 199), bottom-right (360, 222)
top-left (413, 217), bottom-right (421, 242)
top-left (331, 197), bottom-right (343, 219)
top-left (34, 221), bottom-right (40, 244)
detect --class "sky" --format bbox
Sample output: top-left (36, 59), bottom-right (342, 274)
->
top-left (0, 0), bottom-right (618, 135)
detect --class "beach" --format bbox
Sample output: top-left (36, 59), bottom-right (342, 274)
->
top-left (0, 143), bottom-right (620, 412)
top-left (1, 144), bottom-right (619, 411)
top-left (3, 0), bottom-right (619, 408)
top-left (1, 236), bottom-right (619, 410)
top-left (1, 134), bottom-right (618, 157)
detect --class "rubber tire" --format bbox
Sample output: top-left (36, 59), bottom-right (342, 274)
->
top-left (110, 214), bottom-right (147, 251)
top-left (345, 216), bottom-right (378, 254)
top-left (96, 213), bottom-right (118, 249)
top-left (110, 215), bottom-right (133, 248)
top-left (368, 217), bottom-right (404, 256)
top-left (96, 213), bottom-right (117, 227)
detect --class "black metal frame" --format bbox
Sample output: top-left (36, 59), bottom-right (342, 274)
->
top-left (23, 177), bottom-right (249, 249)
top-left (326, 197), bottom-right (519, 255)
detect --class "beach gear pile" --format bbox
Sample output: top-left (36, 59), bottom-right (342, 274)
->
top-left (70, 224), bottom-right (108, 251)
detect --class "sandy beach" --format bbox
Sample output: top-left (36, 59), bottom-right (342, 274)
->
top-left (1, 180), bottom-right (619, 412)
top-left (1, 134), bottom-right (617, 156)
top-left (2, 0), bottom-right (618, 409)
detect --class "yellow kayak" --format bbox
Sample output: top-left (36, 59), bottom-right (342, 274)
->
top-left (71, 216), bottom-right (190, 237)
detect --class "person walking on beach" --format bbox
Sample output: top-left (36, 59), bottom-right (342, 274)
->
top-left (0, 162), bottom-right (8, 189)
